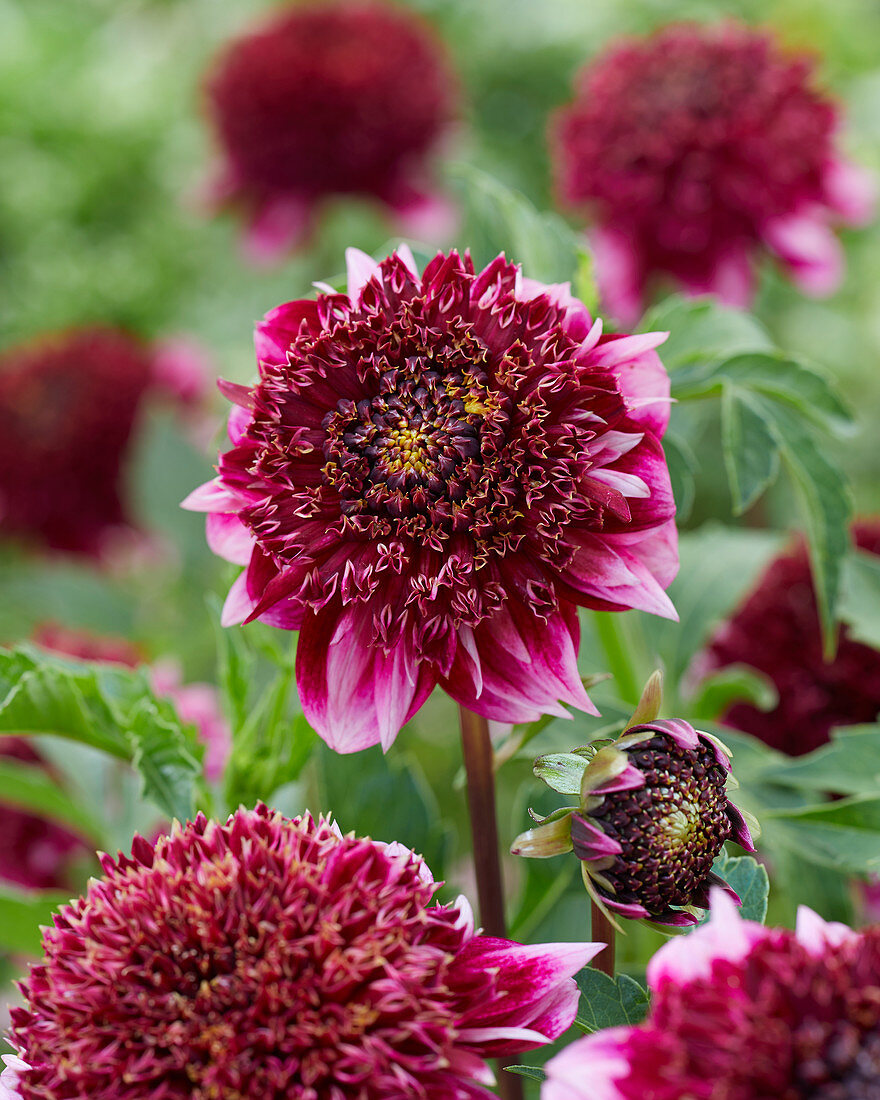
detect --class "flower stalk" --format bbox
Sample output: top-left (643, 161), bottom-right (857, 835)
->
top-left (590, 899), bottom-right (617, 977)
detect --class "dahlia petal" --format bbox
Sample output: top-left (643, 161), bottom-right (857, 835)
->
top-left (563, 533), bottom-right (678, 620)
top-left (602, 897), bottom-right (652, 920)
top-left (346, 247), bottom-right (383, 301)
top-left (591, 226), bottom-right (645, 327)
top-left (227, 403), bottom-right (252, 445)
top-left (221, 571), bottom-right (256, 627)
top-left (458, 1026), bottom-right (550, 1046)
top-left (542, 1028), bottom-right (633, 1100)
top-left (206, 512), bottom-right (254, 566)
top-left (725, 801), bottom-right (756, 852)
top-left (180, 479), bottom-right (239, 513)
top-left (646, 886), bottom-right (767, 991)
top-left (764, 210), bottom-right (844, 297)
top-left (395, 242), bottom-right (421, 279)
top-left (571, 814), bottom-right (622, 860)
top-left (443, 603), bottom-right (599, 724)
top-left (606, 518), bottom-right (679, 590)
top-left (823, 156), bottom-right (876, 226)
top-left (590, 331), bottom-right (668, 370)
top-left (604, 348), bottom-right (672, 436)
top-left (255, 299), bottom-right (322, 364)
top-left (242, 195), bottom-right (311, 266)
top-left (296, 602), bottom-right (436, 753)
top-left (795, 905), bottom-right (858, 955)
top-left (588, 468), bottom-right (650, 499)
top-left (0, 1055), bottom-right (26, 1100)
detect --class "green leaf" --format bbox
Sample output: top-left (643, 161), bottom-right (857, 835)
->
top-left (0, 885), bottom-right (68, 956)
top-left (710, 851), bottom-right (769, 923)
top-left (762, 725), bottom-right (880, 798)
top-left (640, 296), bottom-right (773, 376)
top-left (0, 645), bottom-right (204, 822)
top-left (533, 753), bottom-right (590, 796)
top-left (663, 431), bottom-right (698, 522)
top-left (766, 796), bottom-right (880, 874)
top-left (505, 1066), bottom-right (547, 1083)
top-left (449, 162), bottom-right (591, 288)
top-left (720, 385), bottom-right (780, 514)
top-left (576, 969), bottom-right (650, 1033)
top-left (838, 550), bottom-right (880, 650)
top-left (714, 354), bottom-right (852, 434)
top-left (0, 757), bottom-right (107, 846)
top-left (688, 665), bottom-right (777, 723)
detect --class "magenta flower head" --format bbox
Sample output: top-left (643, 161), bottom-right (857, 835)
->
top-left (5, 804), bottom-right (601, 1099)
top-left (203, 1), bottom-right (458, 263)
top-left (513, 695), bottom-right (753, 927)
top-left (698, 521), bottom-right (880, 756)
top-left (183, 246), bottom-right (679, 753)
top-left (0, 327), bottom-right (212, 558)
top-left (542, 889), bottom-right (880, 1099)
top-left (553, 22), bottom-right (875, 324)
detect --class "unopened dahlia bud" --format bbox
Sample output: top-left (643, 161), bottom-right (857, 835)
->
top-left (6, 805), bottom-right (600, 1100)
top-left (203, 1), bottom-right (458, 262)
top-left (513, 675), bottom-right (754, 926)
top-left (571, 719), bottom-right (754, 925)
top-left (553, 22), bottom-right (875, 324)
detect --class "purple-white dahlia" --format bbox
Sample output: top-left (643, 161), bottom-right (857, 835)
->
top-left (0, 327), bottom-right (212, 558)
top-left (512, 718), bottom-right (753, 926)
top-left (5, 804), bottom-right (600, 1099)
top-left (184, 246), bottom-right (679, 752)
top-left (203, 1), bottom-right (457, 263)
top-left (553, 22), bottom-right (875, 324)
top-left (542, 889), bottom-right (880, 1099)
top-left (698, 522), bottom-right (880, 757)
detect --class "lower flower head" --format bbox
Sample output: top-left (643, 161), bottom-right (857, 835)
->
top-left (8, 805), bottom-right (600, 1099)
top-left (184, 246), bottom-right (679, 753)
top-left (698, 522), bottom-right (880, 756)
top-left (553, 22), bottom-right (874, 324)
top-left (543, 891), bottom-right (879, 1099)
top-left (203, 1), bottom-right (458, 261)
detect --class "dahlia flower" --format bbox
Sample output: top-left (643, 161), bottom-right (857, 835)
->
top-left (543, 889), bottom-right (880, 1099)
top-left (5, 804), bottom-right (600, 1099)
top-left (512, 718), bottom-right (753, 926)
top-left (698, 522), bottom-right (880, 756)
top-left (553, 22), bottom-right (875, 324)
top-left (0, 327), bottom-right (212, 557)
top-left (203, 1), bottom-right (457, 262)
top-left (184, 246), bottom-right (678, 752)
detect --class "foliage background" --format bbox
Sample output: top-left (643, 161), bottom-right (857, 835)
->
top-left (1, 0), bottom-right (880, 1085)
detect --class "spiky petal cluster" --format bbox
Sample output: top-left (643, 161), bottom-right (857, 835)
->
top-left (553, 22), bottom-right (875, 324)
top-left (203, 1), bottom-right (457, 262)
top-left (0, 327), bottom-right (211, 557)
top-left (513, 719), bottom-right (753, 926)
top-left (6, 805), bottom-right (600, 1100)
top-left (543, 890), bottom-right (880, 1099)
top-left (698, 522), bottom-right (880, 756)
top-left (184, 247), bottom-right (679, 752)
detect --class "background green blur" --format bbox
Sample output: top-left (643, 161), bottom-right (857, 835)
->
top-left (1, 0), bottom-right (879, 1044)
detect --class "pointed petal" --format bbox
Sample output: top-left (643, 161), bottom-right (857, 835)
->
top-left (221, 572), bottom-right (255, 627)
top-left (543, 1028), bottom-right (634, 1100)
top-left (795, 905), bottom-right (858, 955)
top-left (646, 886), bottom-right (767, 991)
top-left (206, 512), bottom-right (254, 566)
top-left (180, 479), bottom-right (239, 513)
top-left (346, 247), bottom-right (383, 301)
top-left (295, 602), bottom-right (436, 753)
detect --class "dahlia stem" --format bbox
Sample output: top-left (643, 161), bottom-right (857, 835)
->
top-left (458, 705), bottom-right (507, 939)
top-left (591, 901), bottom-right (616, 977)
top-left (457, 707), bottom-right (524, 1100)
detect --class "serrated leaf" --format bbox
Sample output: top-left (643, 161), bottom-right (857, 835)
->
top-left (505, 1066), bottom-right (547, 1083)
top-left (576, 969), bottom-right (650, 1033)
top-left (762, 725), bottom-right (880, 797)
top-left (716, 354), bottom-right (852, 433)
top-left (710, 851), bottom-right (769, 923)
top-left (0, 885), bottom-right (69, 955)
top-left (766, 796), bottom-right (880, 874)
top-left (0, 645), bottom-right (204, 822)
top-left (640, 296), bottom-right (773, 376)
top-left (720, 385), bottom-right (780, 514)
